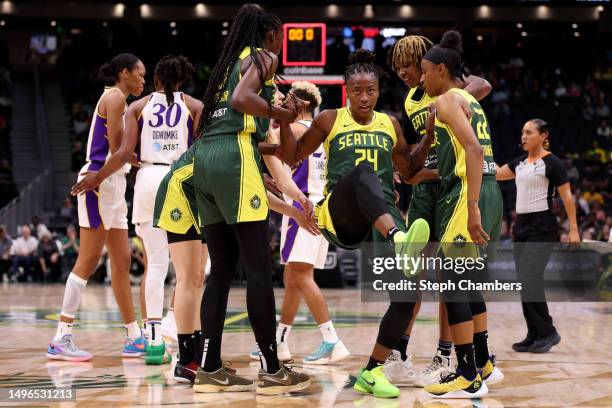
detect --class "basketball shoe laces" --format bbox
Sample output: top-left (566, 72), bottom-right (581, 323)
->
top-left (423, 355), bottom-right (444, 375)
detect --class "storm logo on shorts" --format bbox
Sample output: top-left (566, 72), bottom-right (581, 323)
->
top-left (250, 195), bottom-right (261, 210)
top-left (170, 208), bottom-right (182, 222)
top-left (453, 234), bottom-right (467, 248)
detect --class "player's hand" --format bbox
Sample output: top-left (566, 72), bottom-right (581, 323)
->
top-left (567, 228), bottom-right (581, 250)
top-left (467, 203), bottom-right (489, 246)
top-left (129, 153), bottom-right (141, 167)
top-left (71, 171), bottom-right (101, 196)
top-left (263, 173), bottom-right (282, 198)
top-left (294, 207), bottom-right (320, 236)
top-left (297, 194), bottom-right (314, 220)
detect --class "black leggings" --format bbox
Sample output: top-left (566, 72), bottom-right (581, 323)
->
top-left (514, 212), bottom-right (559, 337)
top-left (200, 219), bottom-right (278, 372)
top-left (328, 162), bottom-right (390, 246)
top-left (328, 163), bottom-right (417, 350)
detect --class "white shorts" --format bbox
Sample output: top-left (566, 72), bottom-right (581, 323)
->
top-left (77, 168), bottom-right (128, 230)
top-left (132, 164), bottom-right (171, 225)
top-left (280, 214), bottom-right (329, 269)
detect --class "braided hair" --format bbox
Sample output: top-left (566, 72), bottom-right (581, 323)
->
top-left (343, 49), bottom-right (387, 83)
top-left (198, 3), bottom-right (281, 136)
top-left (154, 55), bottom-right (195, 105)
top-left (387, 35), bottom-right (433, 73)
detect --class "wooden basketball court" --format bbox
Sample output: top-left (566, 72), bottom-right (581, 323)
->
top-left (1, 284), bottom-right (611, 407)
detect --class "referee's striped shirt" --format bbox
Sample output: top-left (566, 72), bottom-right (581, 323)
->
top-left (508, 153), bottom-right (569, 214)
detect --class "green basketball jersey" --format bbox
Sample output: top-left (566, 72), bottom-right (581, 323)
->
top-left (434, 88), bottom-right (496, 190)
top-left (404, 87), bottom-right (439, 170)
top-left (323, 107), bottom-right (397, 205)
top-left (204, 47), bottom-right (275, 142)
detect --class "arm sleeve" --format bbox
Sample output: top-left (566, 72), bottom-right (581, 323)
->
top-left (545, 155), bottom-right (569, 187)
top-left (507, 154), bottom-right (525, 173)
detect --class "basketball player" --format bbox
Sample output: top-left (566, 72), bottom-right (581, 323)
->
top-left (153, 136), bottom-right (319, 383)
top-left (74, 55), bottom-right (202, 366)
top-left (385, 35), bottom-right (492, 386)
top-left (279, 50), bottom-right (434, 398)
top-left (251, 81), bottom-right (349, 365)
top-left (47, 54), bottom-right (146, 361)
top-left (191, 4), bottom-right (310, 394)
top-left (420, 31), bottom-right (503, 398)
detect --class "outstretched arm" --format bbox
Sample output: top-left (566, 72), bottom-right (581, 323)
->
top-left (231, 51), bottom-right (295, 123)
top-left (278, 109), bottom-right (334, 165)
top-left (462, 75), bottom-right (492, 101)
top-left (495, 163), bottom-right (515, 181)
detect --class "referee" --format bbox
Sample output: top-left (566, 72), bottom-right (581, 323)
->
top-left (496, 119), bottom-right (580, 353)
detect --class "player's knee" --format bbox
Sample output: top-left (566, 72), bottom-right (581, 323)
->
top-left (446, 302), bottom-right (473, 325)
top-left (283, 270), bottom-right (300, 290)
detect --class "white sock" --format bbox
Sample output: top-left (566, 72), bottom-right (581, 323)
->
top-left (148, 321), bottom-right (163, 346)
top-left (276, 323), bottom-right (291, 344)
top-left (164, 309), bottom-right (175, 321)
top-left (125, 321), bottom-right (141, 340)
top-left (54, 321), bottom-right (73, 341)
top-left (319, 320), bottom-right (339, 343)
top-left (59, 273), bottom-right (88, 319)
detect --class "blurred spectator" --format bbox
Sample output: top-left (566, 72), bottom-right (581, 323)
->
top-left (565, 159), bottom-right (579, 184)
top-left (38, 232), bottom-right (61, 282)
top-left (59, 224), bottom-right (79, 280)
top-left (30, 215), bottom-right (51, 240)
top-left (56, 197), bottom-right (77, 224)
top-left (595, 99), bottom-right (610, 119)
top-left (71, 141), bottom-right (85, 174)
top-left (0, 225), bottom-right (12, 281)
top-left (10, 225), bottom-right (38, 282)
top-left (582, 185), bottom-right (604, 207)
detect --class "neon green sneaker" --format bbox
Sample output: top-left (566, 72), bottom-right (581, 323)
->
top-left (145, 342), bottom-right (171, 365)
top-left (354, 365), bottom-right (400, 398)
top-left (394, 218), bottom-right (430, 277)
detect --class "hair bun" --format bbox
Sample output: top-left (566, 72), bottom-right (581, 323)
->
top-left (439, 30), bottom-right (463, 54)
top-left (349, 49), bottom-right (376, 65)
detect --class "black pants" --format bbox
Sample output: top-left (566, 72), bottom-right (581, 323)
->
top-left (200, 219), bottom-right (278, 371)
top-left (513, 211), bottom-right (558, 338)
top-left (329, 163), bottom-right (417, 350)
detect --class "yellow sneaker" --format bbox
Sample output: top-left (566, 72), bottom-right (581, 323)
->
top-left (480, 355), bottom-right (504, 385)
top-left (424, 371), bottom-right (488, 399)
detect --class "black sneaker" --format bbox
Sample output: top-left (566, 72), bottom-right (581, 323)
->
top-left (512, 332), bottom-right (537, 352)
top-left (528, 332), bottom-right (561, 354)
top-left (174, 361), bottom-right (198, 384)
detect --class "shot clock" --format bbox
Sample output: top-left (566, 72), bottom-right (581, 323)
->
top-left (282, 23), bottom-right (326, 66)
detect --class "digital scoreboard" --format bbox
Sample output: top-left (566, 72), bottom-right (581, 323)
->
top-left (282, 23), bottom-right (326, 67)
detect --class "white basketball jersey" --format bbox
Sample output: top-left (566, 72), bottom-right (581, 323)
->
top-left (138, 91), bottom-right (193, 164)
top-left (286, 120), bottom-right (326, 203)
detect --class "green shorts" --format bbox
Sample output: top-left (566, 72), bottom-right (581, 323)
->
top-left (435, 177), bottom-right (503, 257)
top-left (153, 148), bottom-right (200, 235)
top-left (316, 191), bottom-right (406, 250)
top-left (407, 181), bottom-right (441, 230)
top-left (194, 134), bottom-right (268, 226)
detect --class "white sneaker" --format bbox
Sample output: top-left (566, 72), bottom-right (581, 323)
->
top-left (303, 340), bottom-right (350, 365)
top-left (413, 353), bottom-right (451, 387)
top-left (383, 350), bottom-right (417, 386)
top-left (160, 312), bottom-right (177, 342)
top-left (249, 341), bottom-right (292, 363)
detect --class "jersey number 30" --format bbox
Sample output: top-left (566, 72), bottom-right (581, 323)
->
top-left (149, 103), bottom-right (182, 128)
top-left (355, 148), bottom-right (378, 171)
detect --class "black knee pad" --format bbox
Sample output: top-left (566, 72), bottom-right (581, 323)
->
top-left (469, 301), bottom-right (487, 316)
top-left (445, 302), bottom-right (473, 326)
top-left (376, 302), bottom-right (415, 349)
